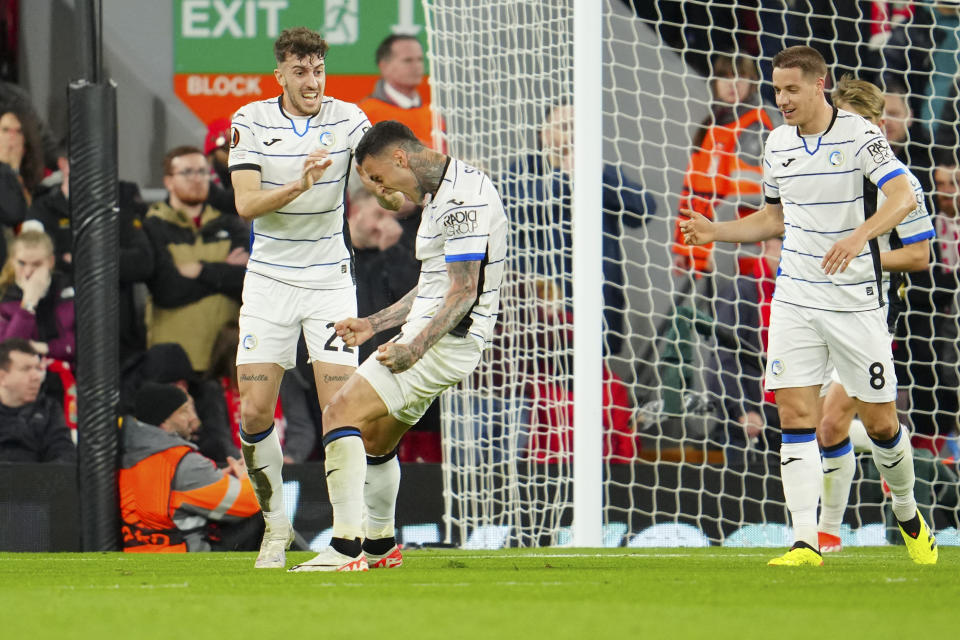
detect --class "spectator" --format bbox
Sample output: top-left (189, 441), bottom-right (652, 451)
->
top-left (119, 382), bottom-right (261, 552)
top-left (672, 53), bottom-right (777, 277)
top-left (143, 145), bottom-right (249, 374)
top-left (120, 341), bottom-right (237, 466)
top-left (358, 34), bottom-right (441, 149)
top-left (0, 80), bottom-right (59, 169)
top-left (0, 107), bottom-right (43, 267)
top-left (899, 156), bottom-right (960, 440)
top-left (26, 144), bottom-right (154, 363)
top-left (882, 84), bottom-right (935, 204)
top-left (203, 117), bottom-right (238, 216)
top-left (0, 230), bottom-right (74, 364)
top-left (710, 236), bottom-right (783, 467)
top-left (502, 100), bottom-right (654, 356)
top-left (0, 338), bottom-right (74, 463)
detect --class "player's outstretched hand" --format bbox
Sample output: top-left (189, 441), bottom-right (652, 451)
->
top-left (335, 317), bottom-right (374, 347)
top-left (822, 231), bottom-right (866, 275)
top-left (678, 209), bottom-right (715, 246)
top-left (376, 342), bottom-right (418, 373)
top-left (299, 149), bottom-right (333, 191)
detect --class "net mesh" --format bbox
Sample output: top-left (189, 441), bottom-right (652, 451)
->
top-left (424, 0), bottom-right (960, 549)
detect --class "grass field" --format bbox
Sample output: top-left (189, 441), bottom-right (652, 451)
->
top-left (2, 547), bottom-right (957, 639)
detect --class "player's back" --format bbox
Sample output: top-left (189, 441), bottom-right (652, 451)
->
top-left (229, 96), bottom-right (371, 290)
top-left (411, 158), bottom-right (507, 346)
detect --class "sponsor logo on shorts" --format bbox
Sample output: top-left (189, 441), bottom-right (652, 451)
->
top-left (241, 334), bottom-right (258, 351)
top-left (829, 150), bottom-right (843, 166)
top-left (770, 359), bottom-right (785, 377)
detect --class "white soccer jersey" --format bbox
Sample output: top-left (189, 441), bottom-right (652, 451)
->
top-left (229, 95), bottom-right (371, 289)
top-left (762, 107), bottom-right (908, 311)
top-left (408, 158), bottom-right (508, 345)
top-left (877, 164), bottom-right (936, 291)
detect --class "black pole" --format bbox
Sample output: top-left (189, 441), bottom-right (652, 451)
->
top-left (71, 0), bottom-right (120, 551)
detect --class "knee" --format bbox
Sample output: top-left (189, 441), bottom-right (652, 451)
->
top-left (818, 412), bottom-right (845, 447)
top-left (240, 394), bottom-right (276, 432)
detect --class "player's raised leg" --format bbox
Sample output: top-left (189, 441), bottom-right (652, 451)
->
top-left (768, 386), bottom-right (824, 566)
top-left (237, 362), bottom-right (293, 568)
top-left (859, 399), bottom-right (937, 564)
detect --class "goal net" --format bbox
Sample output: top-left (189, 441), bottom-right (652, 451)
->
top-left (424, 0), bottom-right (960, 549)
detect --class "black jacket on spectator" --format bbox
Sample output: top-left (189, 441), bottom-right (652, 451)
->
top-left (0, 394), bottom-right (76, 463)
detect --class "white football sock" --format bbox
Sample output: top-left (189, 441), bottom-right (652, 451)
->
top-left (323, 427), bottom-right (367, 541)
top-left (819, 438), bottom-right (855, 536)
top-left (780, 431), bottom-right (822, 549)
top-left (870, 424), bottom-right (917, 522)
top-left (239, 423), bottom-right (286, 518)
top-left (365, 451), bottom-right (401, 540)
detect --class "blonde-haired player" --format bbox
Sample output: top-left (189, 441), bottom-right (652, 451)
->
top-left (817, 75), bottom-right (935, 552)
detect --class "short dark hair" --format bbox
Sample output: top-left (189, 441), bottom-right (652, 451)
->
top-left (274, 27), bottom-right (328, 64)
top-left (163, 145), bottom-right (204, 176)
top-left (772, 45), bottom-right (828, 80)
top-left (374, 34), bottom-right (420, 65)
top-left (355, 120), bottom-right (425, 164)
top-left (0, 339), bottom-right (37, 371)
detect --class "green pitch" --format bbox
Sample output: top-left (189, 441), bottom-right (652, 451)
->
top-left (2, 547), bottom-right (956, 639)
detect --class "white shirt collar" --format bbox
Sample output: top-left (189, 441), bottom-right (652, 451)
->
top-left (383, 81), bottom-right (421, 109)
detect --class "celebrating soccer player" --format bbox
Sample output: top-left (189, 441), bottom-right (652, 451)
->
top-left (228, 27), bottom-right (371, 569)
top-left (681, 46), bottom-right (937, 566)
top-left (815, 75), bottom-right (935, 553)
top-left (287, 120), bottom-right (507, 572)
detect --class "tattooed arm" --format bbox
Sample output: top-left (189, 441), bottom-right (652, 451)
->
top-left (335, 285), bottom-right (419, 347)
top-left (376, 260), bottom-right (480, 373)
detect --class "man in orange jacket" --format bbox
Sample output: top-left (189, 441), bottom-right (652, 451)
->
top-left (119, 382), bottom-right (262, 552)
top-left (358, 34), bottom-right (443, 151)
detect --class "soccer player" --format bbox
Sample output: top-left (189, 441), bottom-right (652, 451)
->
top-left (228, 27), bottom-right (374, 568)
top-left (817, 76), bottom-right (935, 552)
top-left (680, 46), bottom-right (937, 566)
top-left (288, 120), bottom-right (507, 572)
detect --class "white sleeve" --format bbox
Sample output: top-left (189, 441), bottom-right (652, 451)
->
top-left (228, 105), bottom-right (262, 172)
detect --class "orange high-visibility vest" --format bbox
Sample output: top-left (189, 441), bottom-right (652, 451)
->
top-left (119, 445), bottom-right (192, 553)
top-left (357, 97), bottom-right (438, 150)
top-left (673, 107), bottom-right (775, 272)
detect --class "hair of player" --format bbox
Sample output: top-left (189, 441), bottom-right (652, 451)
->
top-left (0, 338), bottom-right (38, 371)
top-left (274, 27), bottom-right (329, 64)
top-left (162, 145), bottom-right (204, 176)
top-left (832, 74), bottom-right (884, 122)
top-left (771, 45), bottom-right (828, 80)
top-left (355, 120), bottom-right (425, 164)
top-left (374, 34), bottom-right (421, 65)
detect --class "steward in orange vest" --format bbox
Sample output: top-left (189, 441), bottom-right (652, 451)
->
top-left (118, 384), bottom-right (260, 552)
top-left (673, 102), bottom-right (777, 272)
top-left (357, 35), bottom-right (445, 151)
